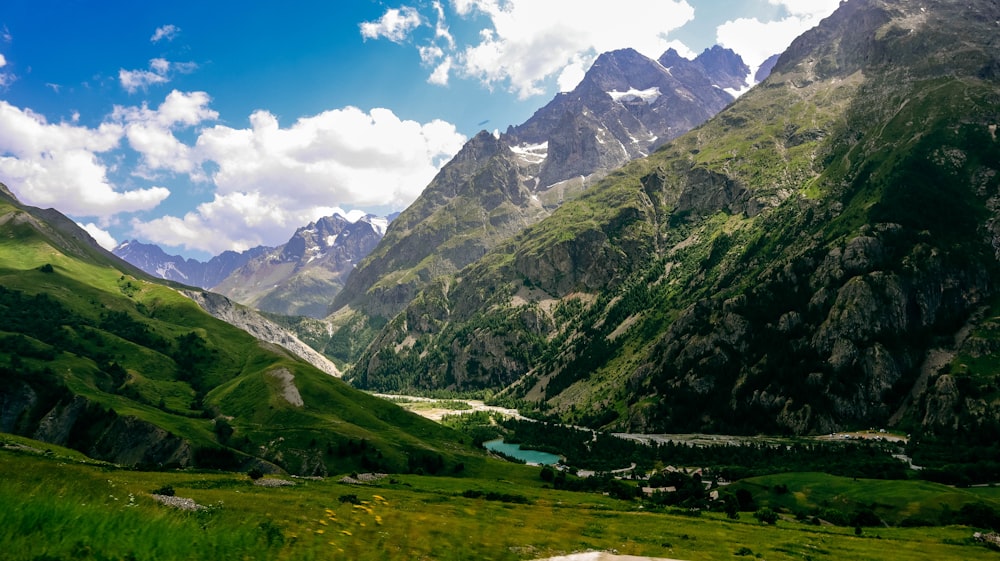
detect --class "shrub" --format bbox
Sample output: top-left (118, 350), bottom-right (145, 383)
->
top-left (540, 465), bottom-right (555, 482)
top-left (754, 507), bottom-right (778, 525)
top-left (151, 484), bottom-right (175, 497)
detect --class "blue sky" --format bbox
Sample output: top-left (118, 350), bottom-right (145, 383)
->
top-left (0, 0), bottom-right (840, 259)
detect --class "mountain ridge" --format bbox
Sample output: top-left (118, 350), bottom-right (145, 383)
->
top-left (324, 45), bottom-right (757, 365)
top-left (113, 240), bottom-right (271, 289)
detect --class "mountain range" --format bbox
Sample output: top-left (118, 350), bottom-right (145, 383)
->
top-left (17, 0), bottom-right (1000, 456)
top-left (339, 0), bottom-right (1000, 442)
top-left (210, 213), bottom-right (391, 318)
top-left (115, 43), bottom-right (758, 355)
top-left (114, 212), bottom-right (395, 319)
top-left (322, 44), bottom-right (758, 363)
top-left (112, 239), bottom-right (270, 290)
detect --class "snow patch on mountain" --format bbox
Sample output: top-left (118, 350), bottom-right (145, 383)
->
top-left (607, 86), bottom-right (662, 104)
top-left (157, 262), bottom-right (188, 280)
top-left (362, 216), bottom-right (389, 236)
top-left (725, 85), bottom-right (753, 98)
top-left (510, 141), bottom-right (548, 165)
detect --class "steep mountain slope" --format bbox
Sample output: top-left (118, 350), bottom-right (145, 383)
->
top-left (350, 0), bottom-right (1000, 439)
top-left (0, 184), bottom-right (472, 474)
top-left (212, 214), bottom-right (386, 318)
top-left (325, 46), bottom-right (750, 364)
top-left (113, 240), bottom-right (270, 290)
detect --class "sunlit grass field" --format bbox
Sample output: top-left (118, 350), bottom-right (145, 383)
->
top-left (737, 472), bottom-right (1000, 527)
top-left (2, 435), bottom-right (996, 561)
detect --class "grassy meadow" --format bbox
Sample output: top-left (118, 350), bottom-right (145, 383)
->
top-left (2, 434), bottom-right (997, 561)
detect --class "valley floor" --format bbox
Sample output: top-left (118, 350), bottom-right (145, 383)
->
top-left (2, 433), bottom-right (997, 561)
top-left (534, 554), bottom-right (688, 561)
top-left (372, 392), bottom-right (527, 421)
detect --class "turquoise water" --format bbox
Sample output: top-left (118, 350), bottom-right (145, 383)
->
top-left (482, 439), bottom-right (560, 465)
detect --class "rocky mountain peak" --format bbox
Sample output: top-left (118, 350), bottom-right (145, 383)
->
top-left (455, 130), bottom-right (506, 165)
top-left (754, 54), bottom-right (781, 83)
top-left (211, 211), bottom-right (387, 318)
top-left (693, 45), bottom-right (752, 90)
top-left (581, 48), bottom-right (668, 92)
top-left (113, 240), bottom-right (270, 289)
top-left (507, 44), bottom-right (738, 188)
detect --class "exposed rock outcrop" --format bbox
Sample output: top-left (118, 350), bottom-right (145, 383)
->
top-left (182, 290), bottom-right (341, 377)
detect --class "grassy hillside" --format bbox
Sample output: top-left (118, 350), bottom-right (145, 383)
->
top-left (734, 472), bottom-right (1000, 528)
top-left (2, 438), bottom-right (998, 561)
top-left (0, 191), bottom-right (476, 475)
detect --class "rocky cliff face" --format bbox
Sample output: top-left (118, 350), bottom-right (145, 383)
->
top-left (347, 0), bottom-right (1000, 438)
top-left (182, 289), bottom-right (341, 377)
top-left (327, 46), bottom-right (750, 364)
top-left (2, 392), bottom-right (193, 467)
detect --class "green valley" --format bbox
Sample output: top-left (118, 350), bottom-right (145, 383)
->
top-left (3, 1), bottom-right (1000, 559)
top-left (2, 432), bottom-right (1000, 561)
top-left (0, 186), bottom-right (471, 476)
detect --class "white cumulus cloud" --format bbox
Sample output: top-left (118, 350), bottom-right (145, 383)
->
top-left (0, 53), bottom-right (15, 88)
top-left (129, 105), bottom-right (467, 254)
top-left (428, 57), bottom-right (453, 85)
top-left (771, 0), bottom-right (843, 19)
top-left (79, 222), bottom-right (118, 250)
top-left (360, 6), bottom-right (423, 43)
top-left (449, 0), bottom-right (695, 98)
top-left (113, 90), bottom-right (218, 178)
top-left (364, 1), bottom-right (695, 99)
top-left (119, 68), bottom-right (169, 94)
top-left (717, 0), bottom-right (841, 73)
top-left (0, 101), bottom-right (170, 218)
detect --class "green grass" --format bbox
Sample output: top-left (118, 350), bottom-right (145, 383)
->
top-left (968, 486), bottom-right (1000, 501)
top-left (1, 442), bottom-right (996, 561)
top-left (736, 472), bottom-right (1000, 527)
top-left (0, 198), bottom-right (482, 476)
